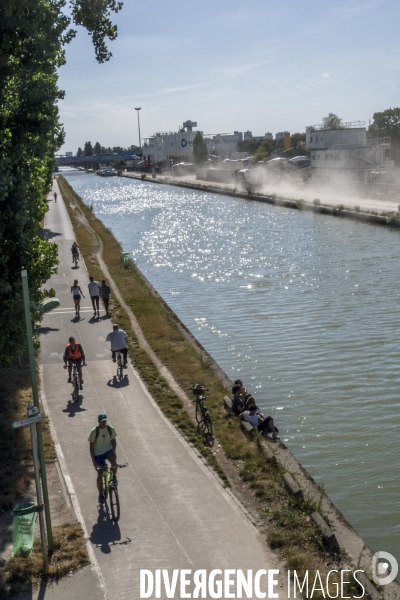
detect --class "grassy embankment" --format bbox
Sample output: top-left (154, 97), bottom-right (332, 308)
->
top-left (58, 175), bottom-right (360, 596)
top-left (0, 364), bottom-right (89, 597)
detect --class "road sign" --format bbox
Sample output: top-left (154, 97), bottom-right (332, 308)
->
top-left (12, 414), bottom-right (45, 429)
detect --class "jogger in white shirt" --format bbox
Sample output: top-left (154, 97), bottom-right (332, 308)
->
top-left (88, 275), bottom-right (101, 317)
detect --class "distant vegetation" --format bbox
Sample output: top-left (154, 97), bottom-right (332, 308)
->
top-left (238, 132), bottom-right (307, 162)
top-left (368, 107), bottom-right (400, 163)
top-left (77, 142), bottom-right (140, 156)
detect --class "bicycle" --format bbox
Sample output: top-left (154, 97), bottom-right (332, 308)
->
top-left (188, 384), bottom-right (213, 438)
top-left (72, 252), bottom-right (79, 268)
top-left (71, 363), bottom-right (80, 402)
top-left (115, 350), bottom-right (124, 381)
top-left (97, 463), bottom-right (127, 522)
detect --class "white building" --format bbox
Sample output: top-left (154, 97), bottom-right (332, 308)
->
top-left (142, 122), bottom-right (242, 166)
top-left (306, 121), bottom-right (391, 181)
top-left (142, 127), bottom-right (197, 166)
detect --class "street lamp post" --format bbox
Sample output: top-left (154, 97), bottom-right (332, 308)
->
top-left (135, 107), bottom-right (141, 153)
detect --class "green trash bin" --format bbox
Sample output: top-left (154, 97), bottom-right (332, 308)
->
top-left (122, 252), bottom-right (130, 268)
top-left (13, 502), bottom-right (37, 557)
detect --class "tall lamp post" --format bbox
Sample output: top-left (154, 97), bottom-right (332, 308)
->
top-left (135, 107), bottom-right (141, 153)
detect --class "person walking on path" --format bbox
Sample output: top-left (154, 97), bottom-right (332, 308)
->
top-left (54, 191), bottom-right (57, 202)
top-left (88, 413), bottom-right (118, 503)
top-left (99, 279), bottom-right (111, 315)
top-left (106, 324), bottom-right (128, 367)
top-left (63, 337), bottom-right (86, 389)
top-left (71, 279), bottom-right (85, 316)
top-left (88, 276), bottom-right (101, 318)
top-left (71, 241), bottom-right (80, 266)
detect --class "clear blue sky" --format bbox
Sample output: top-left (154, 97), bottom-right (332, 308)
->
top-left (58, 0), bottom-right (400, 153)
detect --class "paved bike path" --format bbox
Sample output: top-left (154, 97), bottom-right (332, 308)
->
top-left (39, 180), bottom-right (289, 600)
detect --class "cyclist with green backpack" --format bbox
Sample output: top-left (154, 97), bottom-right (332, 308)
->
top-left (88, 413), bottom-right (118, 503)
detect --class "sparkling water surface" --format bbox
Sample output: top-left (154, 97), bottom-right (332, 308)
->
top-left (63, 169), bottom-right (399, 559)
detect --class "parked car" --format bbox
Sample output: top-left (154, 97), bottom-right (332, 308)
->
top-left (172, 162), bottom-right (195, 175)
top-left (288, 156), bottom-right (311, 168)
top-left (232, 168), bottom-right (251, 183)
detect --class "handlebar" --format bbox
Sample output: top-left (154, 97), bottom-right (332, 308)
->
top-left (188, 384), bottom-right (207, 395)
top-left (96, 463), bottom-right (128, 471)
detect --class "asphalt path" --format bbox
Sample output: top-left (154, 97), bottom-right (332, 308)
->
top-left (39, 182), bottom-right (289, 600)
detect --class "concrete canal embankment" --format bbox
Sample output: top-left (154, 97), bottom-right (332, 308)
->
top-left (120, 171), bottom-right (400, 229)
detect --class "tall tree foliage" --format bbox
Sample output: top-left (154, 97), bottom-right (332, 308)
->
top-left (369, 108), bottom-right (400, 162)
top-left (192, 132), bottom-right (208, 166)
top-left (84, 140), bottom-right (93, 155)
top-left (0, 0), bottom-right (122, 366)
top-left (322, 113), bottom-right (343, 130)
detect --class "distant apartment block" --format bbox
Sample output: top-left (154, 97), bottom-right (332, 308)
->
top-left (306, 121), bottom-right (391, 182)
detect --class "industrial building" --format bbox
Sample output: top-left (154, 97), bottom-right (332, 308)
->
top-left (306, 121), bottom-right (391, 183)
top-left (142, 121), bottom-right (244, 168)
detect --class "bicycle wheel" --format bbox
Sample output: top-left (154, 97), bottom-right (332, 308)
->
top-left (195, 398), bottom-right (205, 424)
top-left (109, 485), bottom-right (120, 522)
top-left (203, 412), bottom-right (213, 437)
top-left (195, 401), bottom-right (202, 424)
top-left (73, 376), bottom-right (79, 402)
top-left (117, 353), bottom-right (123, 380)
top-left (103, 475), bottom-right (109, 501)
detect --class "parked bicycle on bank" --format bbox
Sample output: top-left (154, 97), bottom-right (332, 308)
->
top-left (188, 383), bottom-right (213, 438)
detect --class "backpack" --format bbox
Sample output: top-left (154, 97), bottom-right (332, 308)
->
top-left (94, 425), bottom-right (112, 443)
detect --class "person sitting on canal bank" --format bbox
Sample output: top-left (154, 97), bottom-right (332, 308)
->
top-left (232, 380), bottom-right (259, 413)
top-left (88, 413), bottom-right (118, 504)
top-left (232, 384), bottom-right (254, 415)
top-left (239, 404), bottom-right (280, 441)
top-left (99, 279), bottom-right (111, 316)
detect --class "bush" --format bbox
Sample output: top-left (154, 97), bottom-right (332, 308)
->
top-left (354, 205), bottom-right (360, 212)
top-left (313, 198), bottom-right (321, 206)
top-left (141, 173), bottom-right (147, 180)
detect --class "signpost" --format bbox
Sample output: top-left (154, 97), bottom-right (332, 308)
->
top-left (21, 270), bottom-right (53, 555)
top-left (12, 403), bottom-right (47, 570)
top-left (12, 414), bottom-right (45, 429)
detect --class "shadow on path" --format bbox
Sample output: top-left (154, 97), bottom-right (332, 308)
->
top-left (62, 399), bottom-right (87, 417)
top-left (42, 228), bottom-right (62, 239)
top-left (107, 376), bottom-right (129, 388)
top-left (71, 315), bottom-right (85, 323)
top-left (90, 504), bottom-right (131, 554)
top-left (38, 326), bottom-right (59, 335)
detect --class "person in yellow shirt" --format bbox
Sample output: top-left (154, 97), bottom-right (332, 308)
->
top-left (88, 413), bottom-right (118, 503)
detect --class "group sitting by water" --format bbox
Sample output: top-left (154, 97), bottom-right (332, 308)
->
top-left (231, 379), bottom-right (280, 442)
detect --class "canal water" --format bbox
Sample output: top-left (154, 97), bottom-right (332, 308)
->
top-left (62, 168), bottom-right (399, 560)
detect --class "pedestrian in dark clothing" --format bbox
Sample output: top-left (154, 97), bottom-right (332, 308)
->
top-left (100, 280), bottom-right (111, 315)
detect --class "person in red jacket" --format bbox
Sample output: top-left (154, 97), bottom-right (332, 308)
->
top-left (63, 337), bottom-right (86, 389)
